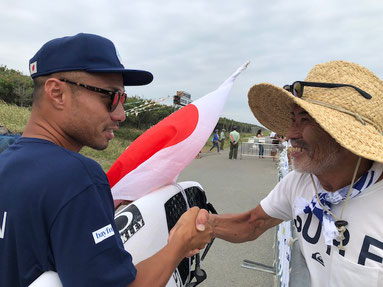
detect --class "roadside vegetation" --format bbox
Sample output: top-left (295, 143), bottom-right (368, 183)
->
top-left (0, 65), bottom-right (265, 171)
top-left (0, 100), bottom-right (30, 133)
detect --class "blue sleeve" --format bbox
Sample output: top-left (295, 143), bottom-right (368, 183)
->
top-left (50, 185), bottom-right (136, 287)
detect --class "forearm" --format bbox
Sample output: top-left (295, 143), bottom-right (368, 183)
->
top-left (129, 241), bottom-right (184, 287)
top-left (211, 205), bottom-right (282, 243)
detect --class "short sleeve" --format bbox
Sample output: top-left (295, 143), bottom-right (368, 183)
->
top-left (50, 185), bottom-right (136, 287)
top-left (260, 171), bottom-right (297, 221)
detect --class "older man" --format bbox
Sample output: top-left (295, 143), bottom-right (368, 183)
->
top-left (209, 61), bottom-right (383, 286)
top-left (0, 33), bottom-right (212, 287)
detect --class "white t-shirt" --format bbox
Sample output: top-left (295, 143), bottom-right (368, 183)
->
top-left (261, 166), bottom-right (383, 287)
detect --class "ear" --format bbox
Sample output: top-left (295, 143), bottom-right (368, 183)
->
top-left (44, 78), bottom-right (68, 110)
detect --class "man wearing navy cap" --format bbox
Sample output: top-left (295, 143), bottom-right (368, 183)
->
top-left (0, 33), bottom-right (212, 287)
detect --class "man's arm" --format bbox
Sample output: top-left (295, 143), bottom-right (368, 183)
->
top-left (128, 207), bottom-right (212, 287)
top-left (210, 204), bottom-right (282, 243)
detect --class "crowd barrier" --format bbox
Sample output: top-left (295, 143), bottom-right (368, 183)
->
top-left (240, 138), bottom-right (282, 159)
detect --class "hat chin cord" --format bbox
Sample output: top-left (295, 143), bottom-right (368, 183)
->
top-left (305, 99), bottom-right (383, 135)
top-left (310, 156), bottom-right (362, 250)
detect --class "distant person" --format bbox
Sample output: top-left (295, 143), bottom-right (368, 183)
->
top-left (220, 129), bottom-right (226, 150)
top-left (229, 126), bottom-right (240, 159)
top-left (0, 33), bottom-right (212, 287)
top-left (209, 129), bottom-right (220, 153)
top-left (256, 129), bottom-right (265, 158)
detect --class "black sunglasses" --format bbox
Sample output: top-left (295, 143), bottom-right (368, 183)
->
top-left (59, 78), bottom-right (127, 112)
top-left (283, 81), bottom-right (372, 100)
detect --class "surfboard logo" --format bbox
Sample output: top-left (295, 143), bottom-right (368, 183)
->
top-left (172, 269), bottom-right (183, 287)
top-left (115, 204), bottom-right (145, 243)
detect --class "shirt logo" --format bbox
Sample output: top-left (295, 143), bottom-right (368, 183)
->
top-left (312, 252), bottom-right (325, 266)
top-left (92, 224), bottom-right (115, 244)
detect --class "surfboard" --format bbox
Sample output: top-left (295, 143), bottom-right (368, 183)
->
top-left (115, 181), bottom-right (212, 287)
top-left (30, 181), bottom-right (213, 287)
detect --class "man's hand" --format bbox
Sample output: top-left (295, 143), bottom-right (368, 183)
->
top-left (168, 207), bottom-right (213, 258)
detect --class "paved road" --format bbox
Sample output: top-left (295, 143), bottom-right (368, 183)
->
top-left (178, 148), bottom-right (279, 287)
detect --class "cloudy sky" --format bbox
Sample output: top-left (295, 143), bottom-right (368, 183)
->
top-left (1, 0), bottom-right (383, 126)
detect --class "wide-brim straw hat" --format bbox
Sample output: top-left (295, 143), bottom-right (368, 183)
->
top-left (248, 60), bottom-right (383, 163)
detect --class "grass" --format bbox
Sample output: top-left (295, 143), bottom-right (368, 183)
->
top-left (0, 101), bottom-right (257, 171)
top-left (0, 100), bottom-right (30, 133)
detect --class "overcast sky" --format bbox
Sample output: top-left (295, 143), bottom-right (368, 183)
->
top-left (1, 0), bottom-right (383, 126)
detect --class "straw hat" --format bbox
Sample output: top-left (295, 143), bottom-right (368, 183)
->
top-left (248, 60), bottom-right (383, 163)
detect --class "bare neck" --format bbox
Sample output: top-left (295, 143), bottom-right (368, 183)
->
top-left (23, 109), bottom-right (81, 152)
top-left (315, 156), bottom-right (373, 192)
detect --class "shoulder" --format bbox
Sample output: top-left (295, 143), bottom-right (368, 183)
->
top-left (277, 170), bottom-right (314, 201)
top-left (4, 137), bottom-right (108, 201)
top-left (35, 140), bottom-right (106, 185)
top-left (279, 170), bottom-right (310, 186)
top-left (270, 170), bottom-right (312, 200)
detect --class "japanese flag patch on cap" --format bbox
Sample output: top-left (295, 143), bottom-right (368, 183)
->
top-left (30, 61), bottom-right (37, 75)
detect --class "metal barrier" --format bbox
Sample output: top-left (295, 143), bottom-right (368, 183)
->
top-left (240, 141), bottom-right (281, 159)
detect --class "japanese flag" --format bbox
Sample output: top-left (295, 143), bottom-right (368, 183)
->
top-left (107, 62), bottom-right (249, 201)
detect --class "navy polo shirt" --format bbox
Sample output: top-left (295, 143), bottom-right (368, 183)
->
top-left (0, 138), bottom-right (136, 286)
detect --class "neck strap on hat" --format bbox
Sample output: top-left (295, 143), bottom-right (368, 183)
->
top-left (305, 99), bottom-right (383, 135)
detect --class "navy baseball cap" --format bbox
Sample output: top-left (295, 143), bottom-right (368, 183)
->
top-left (29, 33), bottom-right (153, 86)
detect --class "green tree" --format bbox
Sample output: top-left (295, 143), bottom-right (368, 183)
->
top-left (123, 96), bottom-right (175, 129)
top-left (0, 66), bottom-right (33, 107)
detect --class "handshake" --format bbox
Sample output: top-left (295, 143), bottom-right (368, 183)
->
top-left (168, 207), bottom-right (214, 258)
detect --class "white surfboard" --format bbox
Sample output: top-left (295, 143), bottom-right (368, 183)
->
top-left (30, 181), bottom-right (213, 287)
top-left (29, 271), bottom-right (63, 287)
top-left (115, 181), bottom-right (211, 287)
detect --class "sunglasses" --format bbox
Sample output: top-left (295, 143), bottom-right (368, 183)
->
top-left (283, 81), bottom-right (372, 100)
top-left (59, 78), bottom-right (127, 112)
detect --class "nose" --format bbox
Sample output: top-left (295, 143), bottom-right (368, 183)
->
top-left (111, 101), bottom-right (126, 122)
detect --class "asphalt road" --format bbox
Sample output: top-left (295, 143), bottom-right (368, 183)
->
top-left (178, 147), bottom-right (279, 287)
